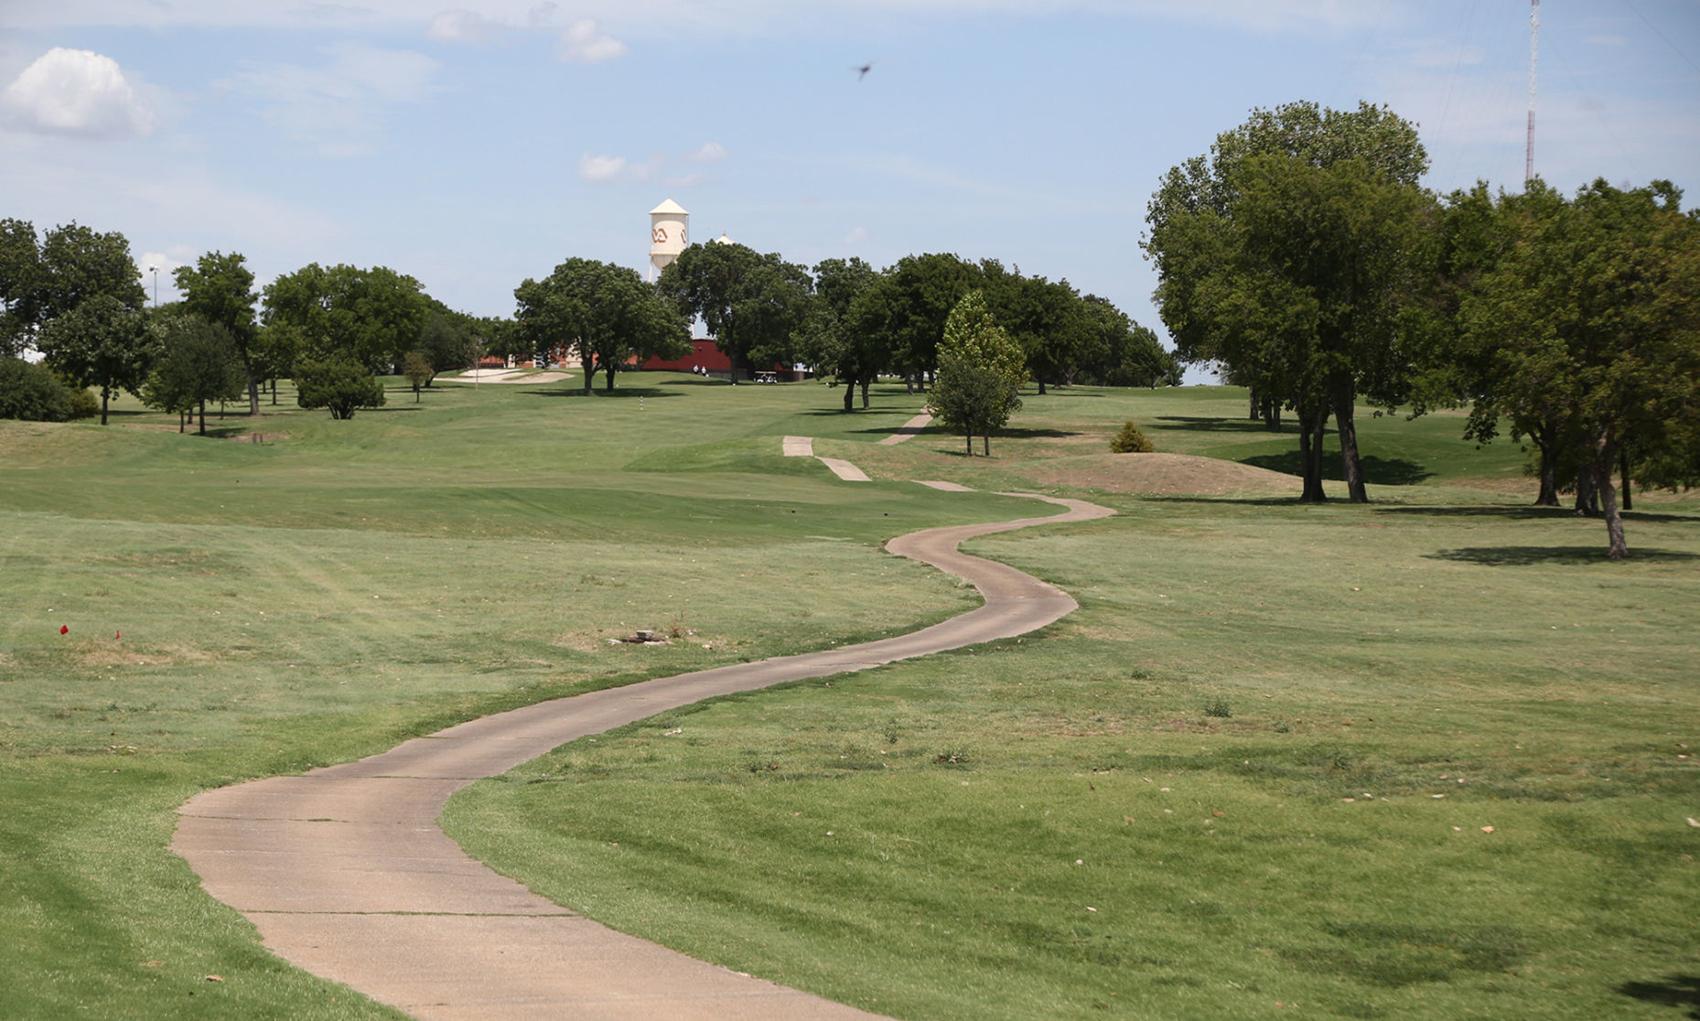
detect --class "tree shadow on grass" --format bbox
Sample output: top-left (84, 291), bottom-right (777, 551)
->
top-left (1378, 505), bottom-right (1699, 524)
top-left (1618, 975), bottom-right (1700, 1019)
top-left (1243, 449), bottom-right (1433, 485)
top-left (1426, 546), bottom-right (1699, 566)
top-left (525, 387), bottom-right (680, 399)
top-left (1153, 414), bottom-right (1290, 434)
top-left (997, 427), bottom-right (1082, 439)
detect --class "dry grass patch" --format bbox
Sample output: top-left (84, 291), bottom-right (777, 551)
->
top-left (1029, 451), bottom-right (1298, 496)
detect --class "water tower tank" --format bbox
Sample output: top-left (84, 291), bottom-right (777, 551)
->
top-left (649, 198), bottom-right (688, 278)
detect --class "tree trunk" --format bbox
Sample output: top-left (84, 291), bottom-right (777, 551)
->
top-left (1037, 378), bottom-right (1047, 396)
top-left (582, 353), bottom-right (595, 395)
top-left (1249, 387), bottom-right (1260, 421)
top-left (964, 431), bottom-right (973, 456)
top-left (982, 433), bottom-right (990, 457)
top-left (99, 385), bottom-right (109, 425)
top-left (178, 411), bottom-right (185, 434)
top-left (247, 374), bottom-right (260, 416)
top-left (1263, 398), bottom-right (1281, 431)
top-left (1331, 379), bottom-right (1368, 503)
top-left (842, 384), bottom-right (854, 411)
top-left (1620, 447), bottom-right (1633, 512)
top-left (271, 379), bottom-right (278, 405)
top-left (860, 377), bottom-right (870, 409)
top-left (197, 401), bottom-right (206, 435)
top-left (414, 385), bottom-right (420, 403)
top-left (1533, 428), bottom-right (1559, 507)
top-left (1297, 404), bottom-right (1328, 503)
top-left (1574, 466), bottom-right (1599, 516)
top-left (604, 366), bottom-right (616, 392)
top-left (1594, 442), bottom-right (1627, 559)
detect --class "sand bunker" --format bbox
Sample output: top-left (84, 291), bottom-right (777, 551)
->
top-left (1030, 452), bottom-right (1299, 497)
top-left (437, 369), bottom-right (573, 384)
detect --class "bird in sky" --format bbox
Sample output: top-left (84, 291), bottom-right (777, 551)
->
top-left (854, 62), bottom-right (873, 81)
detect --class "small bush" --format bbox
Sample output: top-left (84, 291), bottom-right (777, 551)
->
top-left (933, 749), bottom-right (971, 766)
top-left (1203, 699), bottom-right (1233, 719)
top-left (295, 357), bottom-right (385, 420)
top-left (0, 359), bottom-right (96, 422)
top-left (1110, 420), bottom-right (1154, 453)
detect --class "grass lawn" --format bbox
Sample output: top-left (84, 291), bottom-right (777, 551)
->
top-left (3, 373), bottom-right (1696, 1018)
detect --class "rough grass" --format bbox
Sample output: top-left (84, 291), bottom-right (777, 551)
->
top-left (446, 382), bottom-right (1700, 1021)
top-left (4, 375), bottom-right (1696, 1019)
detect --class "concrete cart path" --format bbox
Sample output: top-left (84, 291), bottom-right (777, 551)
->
top-left (877, 412), bottom-right (934, 445)
top-left (782, 435), bottom-right (869, 482)
top-left (818, 456), bottom-right (871, 482)
top-left (174, 491), bottom-right (1113, 1020)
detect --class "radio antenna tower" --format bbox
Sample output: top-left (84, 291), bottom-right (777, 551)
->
top-left (1525, 0), bottom-right (1539, 184)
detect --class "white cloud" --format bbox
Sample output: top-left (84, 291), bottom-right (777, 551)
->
top-left (560, 19), bottom-right (627, 62)
top-left (0, 47), bottom-right (153, 138)
top-left (136, 249), bottom-right (194, 304)
top-left (579, 153), bottom-right (629, 182)
top-left (223, 44), bottom-right (440, 157)
top-left (428, 10), bottom-right (498, 42)
top-left (688, 141), bottom-right (728, 163)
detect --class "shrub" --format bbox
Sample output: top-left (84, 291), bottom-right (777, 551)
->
top-left (295, 357), bottom-right (385, 420)
top-left (0, 358), bottom-right (96, 422)
top-left (1202, 698), bottom-right (1233, 719)
top-left (1110, 420), bottom-right (1154, 453)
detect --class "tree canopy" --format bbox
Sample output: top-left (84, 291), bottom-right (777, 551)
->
top-left (1457, 178), bottom-right (1700, 558)
top-left (141, 310), bottom-right (247, 433)
top-left (928, 291), bottom-right (1027, 456)
top-left (262, 263), bottom-right (430, 373)
top-left (36, 293), bottom-right (151, 425)
top-left (515, 258), bottom-right (689, 393)
top-left (175, 251), bottom-right (261, 413)
top-left (658, 242), bottom-right (811, 380)
top-left (1145, 100), bottom-right (1435, 502)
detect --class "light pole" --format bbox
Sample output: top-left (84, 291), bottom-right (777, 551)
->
top-left (147, 266), bottom-right (158, 307)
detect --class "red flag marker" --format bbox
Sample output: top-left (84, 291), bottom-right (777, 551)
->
top-left (59, 624), bottom-right (68, 635)
top-left (115, 631), bottom-right (122, 641)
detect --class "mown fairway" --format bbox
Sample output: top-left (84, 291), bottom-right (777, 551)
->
top-left (3, 375), bottom-right (1697, 1019)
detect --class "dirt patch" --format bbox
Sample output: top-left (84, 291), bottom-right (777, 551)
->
top-left (1029, 452), bottom-right (1299, 497)
top-left (76, 642), bottom-right (217, 668)
top-left (227, 432), bottom-right (287, 443)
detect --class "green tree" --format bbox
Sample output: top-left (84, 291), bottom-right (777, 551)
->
top-left (1073, 295), bottom-right (1178, 388)
top-left (402, 350), bottom-right (432, 402)
top-left (261, 264), bottom-right (429, 373)
top-left (1145, 100), bottom-right (1434, 503)
top-left (174, 251), bottom-right (261, 414)
top-left (515, 258), bottom-right (689, 394)
top-left (252, 320), bottom-right (300, 405)
top-left (1432, 180), bottom-right (1574, 506)
top-left (295, 356), bottom-right (385, 420)
top-left (851, 253), bottom-right (981, 389)
top-left (0, 358), bottom-right (95, 421)
top-left (418, 311), bottom-right (471, 387)
top-left (141, 313), bottom-right (246, 434)
top-left (36, 222), bottom-right (146, 322)
top-left (0, 218), bottom-right (43, 358)
top-left (1460, 179), bottom-right (1700, 559)
top-left (658, 242), bottom-right (812, 381)
top-left (801, 257), bottom-right (883, 410)
top-left (928, 291), bottom-right (1026, 456)
top-left (36, 293), bottom-right (151, 424)
top-left (982, 264), bottom-right (1094, 394)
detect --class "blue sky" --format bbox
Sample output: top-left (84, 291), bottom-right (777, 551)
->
top-left (3, 1), bottom-right (1697, 368)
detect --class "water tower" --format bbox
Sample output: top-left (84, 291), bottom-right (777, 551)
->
top-left (649, 198), bottom-right (688, 280)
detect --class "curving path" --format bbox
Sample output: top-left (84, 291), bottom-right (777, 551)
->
top-left (174, 490), bottom-right (1113, 1020)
